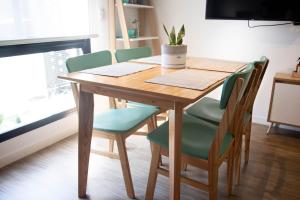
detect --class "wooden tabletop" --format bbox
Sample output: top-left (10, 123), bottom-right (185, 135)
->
top-left (129, 56), bottom-right (246, 73)
top-left (275, 73), bottom-right (300, 84)
top-left (59, 66), bottom-right (231, 105)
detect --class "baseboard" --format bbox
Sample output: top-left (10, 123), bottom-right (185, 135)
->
top-left (252, 114), bottom-right (300, 132)
top-left (252, 115), bottom-right (269, 125)
top-left (0, 113), bottom-right (78, 169)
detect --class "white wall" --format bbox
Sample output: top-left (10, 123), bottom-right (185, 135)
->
top-left (89, 0), bottom-right (110, 51)
top-left (153, 0), bottom-right (300, 125)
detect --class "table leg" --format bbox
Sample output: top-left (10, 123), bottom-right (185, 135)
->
top-left (168, 103), bottom-right (183, 200)
top-left (78, 86), bottom-right (94, 198)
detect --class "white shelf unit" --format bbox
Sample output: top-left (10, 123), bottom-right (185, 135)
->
top-left (116, 36), bottom-right (159, 42)
top-left (116, 3), bottom-right (154, 9)
top-left (109, 0), bottom-right (160, 55)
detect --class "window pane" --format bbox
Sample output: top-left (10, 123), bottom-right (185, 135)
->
top-left (0, 49), bottom-right (82, 134)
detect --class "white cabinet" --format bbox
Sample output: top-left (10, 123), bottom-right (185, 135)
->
top-left (267, 73), bottom-right (300, 131)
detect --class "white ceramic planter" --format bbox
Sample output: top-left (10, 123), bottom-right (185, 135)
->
top-left (161, 44), bottom-right (187, 68)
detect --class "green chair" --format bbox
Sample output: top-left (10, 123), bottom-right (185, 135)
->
top-left (66, 50), bottom-right (158, 199)
top-left (145, 63), bottom-right (254, 200)
top-left (185, 57), bottom-right (269, 184)
top-left (185, 57), bottom-right (269, 159)
top-left (115, 46), bottom-right (152, 63)
top-left (115, 47), bottom-right (159, 109)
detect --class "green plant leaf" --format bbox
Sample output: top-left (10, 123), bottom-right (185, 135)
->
top-left (176, 24), bottom-right (185, 45)
top-left (170, 26), bottom-right (176, 45)
top-left (163, 24), bottom-right (169, 38)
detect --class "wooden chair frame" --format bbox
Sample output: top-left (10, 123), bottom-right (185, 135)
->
top-left (71, 82), bottom-right (156, 198)
top-left (230, 60), bottom-right (269, 185)
top-left (243, 60), bottom-right (269, 163)
top-left (145, 78), bottom-right (245, 200)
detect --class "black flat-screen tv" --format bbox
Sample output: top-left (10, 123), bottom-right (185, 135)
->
top-left (205, 0), bottom-right (300, 22)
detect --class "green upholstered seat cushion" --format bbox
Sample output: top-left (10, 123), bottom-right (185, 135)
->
top-left (66, 50), bottom-right (112, 72)
top-left (93, 107), bottom-right (158, 134)
top-left (186, 97), bottom-right (223, 125)
top-left (115, 47), bottom-right (152, 63)
top-left (147, 114), bottom-right (233, 160)
top-left (186, 97), bottom-right (251, 125)
top-left (219, 63), bottom-right (254, 109)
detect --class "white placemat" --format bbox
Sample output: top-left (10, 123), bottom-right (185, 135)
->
top-left (146, 69), bottom-right (229, 91)
top-left (130, 55), bottom-right (161, 65)
top-left (186, 57), bottom-right (246, 73)
top-left (80, 62), bottom-right (155, 77)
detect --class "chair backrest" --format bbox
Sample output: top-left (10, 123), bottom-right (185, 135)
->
top-left (65, 50), bottom-right (114, 109)
top-left (66, 50), bottom-right (112, 72)
top-left (219, 63), bottom-right (254, 109)
top-left (246, 57), bottom-right (269, 112)
top-left (115, 47), bottom-right (152, 63)
top-left (210, 63), bottom-right (254, 160)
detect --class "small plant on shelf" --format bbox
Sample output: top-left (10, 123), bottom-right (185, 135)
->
top-left (161, 24), bottom-right (187, 68)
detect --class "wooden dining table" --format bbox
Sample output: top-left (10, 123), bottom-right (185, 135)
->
top-left (58, 56), bottom-right (246, 200)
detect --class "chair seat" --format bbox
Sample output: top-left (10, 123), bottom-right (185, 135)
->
top-left (93, 107), bottom-right (158, 134)
top-left (127, 101), bottom-right (159, 109)
top-left (186, 97), bottom-right (223, 125)
top-left (186, 97), bottom-right (251, 125)
top-left (147, 114), bottom-right (233, 160)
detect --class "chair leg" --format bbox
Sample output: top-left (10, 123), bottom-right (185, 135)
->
top-left (148, 116), bottom-right (163, 166)
top-left (236, 149), bottom-right (242, 185)
top-left (115, 135), bottom-right (135, 199)
top-left (234, 139), bottom-right (242, 185)
top-left (208, 165), bottom-right (219, 200)
top-left (227, 148), bottom-right (234, 195)
top-left (152, 115), bottom-right (158, 129)
top-left (108, 139), bottom-right (114, 153)
top-left (244, 120), bottom-right (252, 163)
top-left (145, 143), bottom-right (161, 200)
top-left (147, 118), bottom-right (155, 133)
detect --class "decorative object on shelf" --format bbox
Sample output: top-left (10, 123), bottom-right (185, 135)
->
top-left (130, 0), bottom-right (137, 4)
top-left (128, 29), bottom-right (137, 38)
top-left (131, 19), bottom-right (139, 37)
top-left (122, 0), bottom-right (130, 3)
top-left (161, 24), bottom-right (187, 68)
top-left (137, 0), bottom-right (148, 5)
top-left (292, 57), bottom-right (300, 78)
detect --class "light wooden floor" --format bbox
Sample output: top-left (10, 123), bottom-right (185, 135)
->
top-left (0, 124), bottom-right (299, 200)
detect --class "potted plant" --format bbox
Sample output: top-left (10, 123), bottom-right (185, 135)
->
top-left (292, 57), bottom-right (300, 77)
top-left (161, 24), bottom-right (187, 68)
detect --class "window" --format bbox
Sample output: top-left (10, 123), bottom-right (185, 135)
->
top-left (0, 48), bottom-right (82, 135)
top-left (0, 0), bottom-right (92, 141)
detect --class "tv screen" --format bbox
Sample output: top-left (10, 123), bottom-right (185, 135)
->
top-left (205, 0), bottom-right (300, 22)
